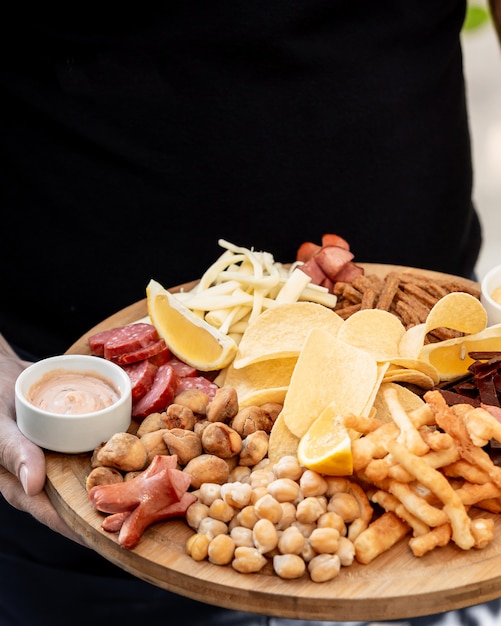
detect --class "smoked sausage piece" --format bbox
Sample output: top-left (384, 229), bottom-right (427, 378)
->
top-left (132, 364), bottom-right (178, 419)
top-left (103, 323), bottom-right (160, 360)
top-left (122, 359), bottom-right (159, 402)
top-left (112, 338), bottom-right (168, 365)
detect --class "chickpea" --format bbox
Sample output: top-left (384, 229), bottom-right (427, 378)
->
top-left (250, 486), bottom-right (269, 504)
top-left (232, 546), bottom-right (268, 574)
top-left (317, 511), bottom-right (346, 536)
top-left (186, 533), bottom-right (210, 561)
top-left (299, 470), bottom-right (328, 497)
top-left (307, 553), bottom-right (341, 583)
top-left (237, 505), bottom-right (259, 529)
top-left (220, 481), bottom-right (252, 509)
top-left (253, 518), bottom-right (279, 554)
top-left (336, 536), bottom-right (356, 567)
top-left (253, 494), bottom-right (283, 524)
top-left (308, 527), bottom-right (340, 554)
top-left (273, 554), bottom-right (306, 580)
top-left (197, 517), bottom-right (228, 540)
top-left (209, 498), bottom-right (236, 523)
top-left (273, 455), bottom-right (303, 481)
top-left (185, 501), bottom-right (210, 531)
top-left (229, 465), bottom-right (252, 484)
top-left (296, 496), bottom-right (327, 524)
top-left (328, 492), bottom-right (360, 523)
top-left (198, 483), bottom-right (222, 506)
top-left (301, 541), bottom-right (317, 563)
top-left (230, 526), bottom-right (254, 548)
top-left (267, 478), bottom-right (300, 503)
top-left (208, 534), bottom-right (235, 565)
top-left (249, 467), bottom-right (275, 489)
top-left (325, 476), bottom-right (351, 496)
top-left (277, 526), bottom-right (305, 555)
top-left (276, 502), bottom-right (297, 531)
top-left (292, 521), bottom-right (316, 539)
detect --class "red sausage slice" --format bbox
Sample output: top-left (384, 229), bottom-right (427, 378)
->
top-left (103, 323), bottom-right (159, 360)
top-left (132, 364), bottom-right (178, 419)
top-left (122, 359), bottom-right (159, 402)
top-left (175, 375), bottom-right (218, 398)
top-left (112, 339), bottom-right (168, 365)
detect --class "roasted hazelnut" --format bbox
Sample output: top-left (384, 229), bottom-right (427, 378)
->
top-left (231, 406), bottom-right (273, 437)
top-left (163, 428), bottom-right (203, 465)
top-left (201, 422), bottom-right (242, 458)
top-left (164, 403), bottom-right (196, 430)
top-left (206, 387), bottom-right (239, 423)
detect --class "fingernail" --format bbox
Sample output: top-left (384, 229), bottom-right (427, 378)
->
top-left (19, 464), bottom-right (29, 493)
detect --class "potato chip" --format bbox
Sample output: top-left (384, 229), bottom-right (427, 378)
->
top-left (232, 302), bottom-right (344, 369)
top-left (223, 357), bottom-right (297, 408)
top-left (372, 383), bottom-right (424, 423)
top-left (399, 293), bottom-right (488, 361)
top-left (387, 357), bottom-right (440, 386)
top-left (336, 309), bottom-right (406, 361)
top-left (268, 412), bottom-right (301, 461)
top-left (382, 364), bottom-right (435, 389)
top-left (424, 292), bottom-right (487, 336)
top-left (281, 329), bottom-right (379, 439)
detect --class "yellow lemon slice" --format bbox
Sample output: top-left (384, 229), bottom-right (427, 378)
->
top-left (419, 322), bottom-right (501, 382)
top-left (146, 279), bottom-right (238, 371)
top-left (297, 402), bottom-right (353, 476)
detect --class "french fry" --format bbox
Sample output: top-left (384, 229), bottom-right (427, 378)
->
top-left (425, 390), bottom-right (501, 489)
top-left (370, 490), bottom-right (430, 537)
top-left (384, 386), bottom-right (429, 456)
top-left (386, 440), bottom-right (475, 550)
top-left (353, 511), bottom-right (410, 564)
top-left (409, 524), bottom-right (452, 557)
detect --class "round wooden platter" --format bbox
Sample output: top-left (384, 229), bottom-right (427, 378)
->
top-left (44, 264), bottom-right (499, 622)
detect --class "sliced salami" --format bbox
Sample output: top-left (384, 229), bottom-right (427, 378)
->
top-left (175, 375), bottom-right (218, 398)
top-left (103, 323), bottom-right (159, 360)
top-left (112, 339), bottom-right (168, 365)
top-left (122, 359), bottom-right (159, 402)
top-left (88, 328), bottom-right (121, 356)
top-left (132, 364), bottom-right (178, 419)
top-left (166, 357), bottom-right (197, 378)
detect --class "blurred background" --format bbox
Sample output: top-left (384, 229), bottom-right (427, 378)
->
top-left (463, 1), bottom-right (501, 279)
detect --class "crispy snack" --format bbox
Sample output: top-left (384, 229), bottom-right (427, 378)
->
top-left (348, 386), bottom-right (501, 561)
top-left (353, 511), bottom-right (410, 564)
top-left (334, 270), bottom-right (480, 331)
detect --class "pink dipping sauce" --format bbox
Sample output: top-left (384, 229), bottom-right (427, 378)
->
top-left (27, 369), bottom-right (120, 415)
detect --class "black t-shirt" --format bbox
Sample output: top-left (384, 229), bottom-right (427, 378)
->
top-left (1, 1), bottom-right (481, 357)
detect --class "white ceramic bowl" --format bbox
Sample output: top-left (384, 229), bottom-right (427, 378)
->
top-left (15, 354), bottom-right (132, 454)
top-left (481, 264), bottom-right (501, 327)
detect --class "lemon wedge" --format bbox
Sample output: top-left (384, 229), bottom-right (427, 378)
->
top-left (297, 403), bottom-right (353, 476)
top-left (146, 279), bottom-right (238, 371)
top-left (419, 322), bottom-right (501, 382)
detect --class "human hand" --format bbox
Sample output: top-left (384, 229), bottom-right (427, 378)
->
top-left (0, 336), bottom-right (85, 544)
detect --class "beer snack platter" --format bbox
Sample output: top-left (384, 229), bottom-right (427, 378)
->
top-left (44, 265), bottom-right (501, 622)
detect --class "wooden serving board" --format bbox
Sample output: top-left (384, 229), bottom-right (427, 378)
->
top-left (45, 265), bottom-right (499, 622)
